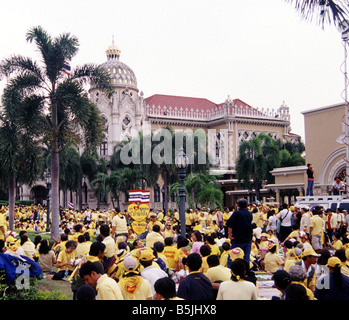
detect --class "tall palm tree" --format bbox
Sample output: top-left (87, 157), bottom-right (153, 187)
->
top-left (285, 0), bottom-right (349, 28)
top-left (0, 83), bottom-right (45, 230)
top-left (236, 133), bottom-right (281, 201)
top-left (0, 26), bottom-right (113, 238)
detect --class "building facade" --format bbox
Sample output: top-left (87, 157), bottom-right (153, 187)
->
top-left (19, 42), bottom-right (300, 210)
top-left (302, 102), bottom-right (348, 195)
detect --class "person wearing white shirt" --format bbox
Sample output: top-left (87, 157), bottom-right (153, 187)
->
top-left (278, 204), bottom-right (293, 242)
top-left (300, 207), bottom-right (311, 234)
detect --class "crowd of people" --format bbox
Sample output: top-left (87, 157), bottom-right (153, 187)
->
top-left (1, 197), bottom-right (349, 300)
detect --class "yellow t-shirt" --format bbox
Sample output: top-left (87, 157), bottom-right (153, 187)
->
top-left (333, 239), bottom-right (343, 251)
top-left (96, 274), bottom-right (124, 300)
top-left (205, 265), bottom-right (231, 283)
top-left (57, 249), bottom-right (76, 272)
top-left (112, 214), bottom-right (128, 235)
top-left (102, 236), bottom-right (116, 258)
top-left (208, 244), bottom-right (221, 257)
top-left (0, 213), bottom-right (7, 240)
top-left (75, 242), bottom-right (91, 258)
top-left (163, 245), bottom-right (177, 270)
top-left (119, 276), bottom-right (152, 300)
top-left (263, 252), bottom-right (284, 273)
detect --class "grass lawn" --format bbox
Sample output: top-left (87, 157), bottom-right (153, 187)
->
top-left (37, 277), bottom-right (74, 300)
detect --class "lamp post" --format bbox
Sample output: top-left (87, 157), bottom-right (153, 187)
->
top-left (339, 20), bottom-right (349, 195)
top-left (175, 147), bottom-right (188, 237)
top-left (45, 169), bottom-right (51, 232)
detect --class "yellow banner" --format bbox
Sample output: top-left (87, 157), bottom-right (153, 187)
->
top-left (131, 220), bottom-right (148, 235)
top-left (127, 203), bottom-right (150, 222)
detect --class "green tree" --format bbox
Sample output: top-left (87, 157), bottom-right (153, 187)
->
top-left (169, 173), bottom-right (224, 209)
top-left (236, 133), bottom-right (281, 200)
top-left (0, 81), bottom-right (45, 230)
top-left (0, 26), bottom-right (113, 238)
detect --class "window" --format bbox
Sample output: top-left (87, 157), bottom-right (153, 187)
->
top-left (100, 141), bottom-right (108, 156)
top-left (153, 184), bottom-right (160, 202)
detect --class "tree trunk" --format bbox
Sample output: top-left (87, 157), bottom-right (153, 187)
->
top-left (78, 180), bottom-right (82, 211)
top-left (8, 173), bottom-right (16, 231)
top-left (50, 136), bottom-right (60, 239)
top-left (163, 167), bottom-right (168, 215)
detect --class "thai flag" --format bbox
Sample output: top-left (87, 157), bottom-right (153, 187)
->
top-left (62, 61), bottom-right (71, 76)
top-left (67, 201), bottom-right (74, 209)
top-left (129, 190), bottom-right (150, 203)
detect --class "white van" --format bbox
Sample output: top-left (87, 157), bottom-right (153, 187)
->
top-left (295, 195), bottom-right (349, 211)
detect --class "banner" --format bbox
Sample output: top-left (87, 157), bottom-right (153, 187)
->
top-left (127, 203), bottom-right (150, 222)
top-left (127, 203), bottom-right (150, 235)
top-left (131, 220), bottom-right (148, 235)
top-left (128, 190), bottom-right (150, 203)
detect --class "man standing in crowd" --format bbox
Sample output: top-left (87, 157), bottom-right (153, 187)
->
top-left (226, 198), bottom-right (253, 264)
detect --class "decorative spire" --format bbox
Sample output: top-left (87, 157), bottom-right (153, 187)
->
top-left (106, 36), bottom-right (121, 61)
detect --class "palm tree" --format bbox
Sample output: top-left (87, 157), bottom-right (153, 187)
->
top-left (0, 83), bottom-right (45, 230)
top-left (0, 26), bottom-right (113, 238)
top-left (285, 0), bottom-right (349, 28)
top-left (236, 133), bottom-right (281, 201)
top-left (59, 145), bottom-right (82, 208)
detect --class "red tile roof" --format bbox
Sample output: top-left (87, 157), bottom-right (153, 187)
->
top-left (144, 94), bottom-right (218, 112)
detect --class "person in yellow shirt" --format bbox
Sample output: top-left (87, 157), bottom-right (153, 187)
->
top-left (205, 254), bottom-right (231, 292)
top-left (263, 242), bottom-right (284, 273)
top-left (75, 234), bottom-right (91, 258)
top-left (52, 240), bottom-right (77, 280)
top-left (222, 207), bottom-right (231, 237)
top-left (111, 210), bottom-right (128, 239)
top-left (174, 237), bottom-right (190, 271)
top-left (0, 208), bottom-right (7, 241)
top-left (199, 244), bottom-right (212, 273)
top-left (219, 242), bottom-right (231, 266)
top-left (310, 208), bottom-right (325, 252)
top-left (18, 234), bottom-right (35, 259)
top-left (52, 233), bottom-right (69, 257)
top-left (327, 232), bottom-right (343, 251)
top-left (145, 225), bottom-right (164, 248)
top-left (163, 222), bottom-right (175, 239)
top-left (163, 237), bottom-right (177, 270)
top-left (79, 261), bottom-right (124, 300)
top-left (185, 209), bottom-right (194, 233)
top-left (205, 235), bottom-right (221, 256)
top-left (207, 209), bottom-right (218, 227)
top-left (157, 210), bottom-right (164, 223)
top-left (173, 209), bottom-right (180, 223)
top-left (147, 213), bottom-right (164, 232)
top-left (118, 256), bottom-right (152, 300)
top-left (153, 241), bottom-right (169, 270)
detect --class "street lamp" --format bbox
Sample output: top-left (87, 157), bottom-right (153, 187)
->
top-left (175, 147), bottom-right (188, 237)
top-left (45, 169), bottom-right (51, 232)
top-left (339, 20), bottom-right (349, 196)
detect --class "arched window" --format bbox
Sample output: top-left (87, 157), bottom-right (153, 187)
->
top-left (153, 184), bottom-right (160, 202)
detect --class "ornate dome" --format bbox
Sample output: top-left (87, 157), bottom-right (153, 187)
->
top-left (100, 42), bottom-right (138, 91)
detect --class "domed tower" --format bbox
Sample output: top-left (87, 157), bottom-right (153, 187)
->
top-left (89, 40), bottom-right (145, 157)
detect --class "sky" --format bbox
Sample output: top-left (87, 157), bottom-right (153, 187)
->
top-left (0, 0), bottom-right (348, 141)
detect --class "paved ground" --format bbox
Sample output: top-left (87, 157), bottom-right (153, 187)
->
top-left (255, 271), bottom-right (280, 300)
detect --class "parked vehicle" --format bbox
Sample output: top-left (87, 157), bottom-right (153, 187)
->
top-left (295, 195), bottom-right (349, 211)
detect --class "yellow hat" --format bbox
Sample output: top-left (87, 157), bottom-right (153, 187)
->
top-left (327, 257), bottom-right (342, 268)
top-left (302, 248), bottom-right (320, 258)
top-left (6, 235), bottom-right (16, 246)
top-left (229, 247), bottom-right (244, 261)
top-left (139, 249), bottom-right (154, 261)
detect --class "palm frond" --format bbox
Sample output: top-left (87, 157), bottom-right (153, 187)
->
top-left (285, 0), bottom-right (349, 28)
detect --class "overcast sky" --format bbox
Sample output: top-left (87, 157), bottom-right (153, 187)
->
top-left (1, 0), bottom-right (347, 141)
